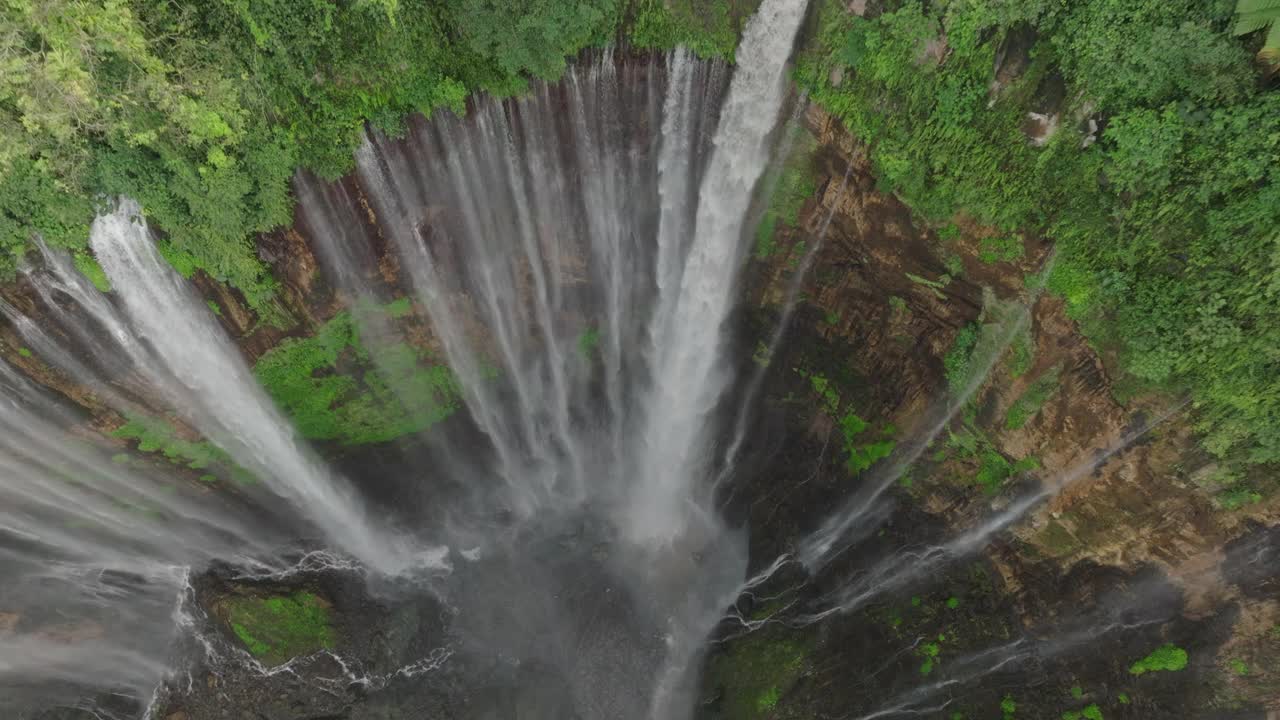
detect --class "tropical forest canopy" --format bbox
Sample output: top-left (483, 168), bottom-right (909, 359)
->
top-left (0, 0), bottom-right (743, 305)
top-left (1, 0), bottom-right (1277, 491)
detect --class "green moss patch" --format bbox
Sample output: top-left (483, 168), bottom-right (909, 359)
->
top-left (943, 423), bottom-right (1039, 495)
top-left (577, 325), bottom-right (601, 361)
top-left (708, 626), bottom-right (812, 720)
top-left (253, 302), bottom-right (462, 445)
top-left (224, 591), bottom-right (334, 666)
top-left (113, 411), bottom-right (254, 484)
top-left (1062, 704), bottom-right (1103, 720)
top-left (799, 368), bottom-right (896, 476)
top-left (1129, 644), bottom-right (1188, 675)
top-left (978, 235), bottom-right (1025, 264)
top-left (753, 132), bottom-right (817, 260)
top-left (73, 252), bottom-right (111, 293)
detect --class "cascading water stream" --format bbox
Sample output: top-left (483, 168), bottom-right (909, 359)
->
top-left (0, 357), bottom-right (279, 716)
top-left (91, 203), bottom-right (409, 574)
top-left (633, 0), bottom-right (813, 546)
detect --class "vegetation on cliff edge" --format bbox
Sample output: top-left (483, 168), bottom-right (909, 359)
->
top-left (796, 0), bottom-right (1280, 490)
top-left (0, 0), bottom-right (751, 315)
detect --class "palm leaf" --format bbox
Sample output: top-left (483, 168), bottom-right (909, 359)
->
top-left (1235, 15), bottom-right (1271, 34)
top-left (1264, 21), bottom-right (1280, 57)
top-left (1235, 0), bottom-right (1280, 13)
top-left (1234, 9), bottom-right (1280, 35)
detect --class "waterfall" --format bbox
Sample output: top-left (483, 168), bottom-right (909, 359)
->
top-left (348, 49), bottom-right (731, 532)
top-left (631, 0), bottom-right (813, 545)
top-left (0, 359), bottom-right (274, 716)
top-left (83, 203), bottom-right (409, 573)
top-left (0, 0), bottom-right (812, 714)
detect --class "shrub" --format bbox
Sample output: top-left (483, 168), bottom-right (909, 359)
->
top-left (1130, 644), bottom-right (1189, 675)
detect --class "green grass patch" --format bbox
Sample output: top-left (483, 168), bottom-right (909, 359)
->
top-left (906, 271), bottom-right (949, 299)
top-left (383, 297), bottom-right (413, 318)
top-left (974, 450), bottom-right (1039, 494)
top-left (1216, 487), bottom-right (1263, 510)
top-left (225, 591), bottom-right (334, 666)
top-left (800, 369), bottom-right (841, 414)
top-left (800, 369), bottom-right (895, 475)
top-left (944, 323), bottom-right (981, 393)
top-left (917, 639), bottom-right (942, 676)
top-left (947, 423), bottom-right (1038, 495)
top-left (840, 412), bottom-right (896, 475)
top-left (945, 290), bottom-right (1027, 396)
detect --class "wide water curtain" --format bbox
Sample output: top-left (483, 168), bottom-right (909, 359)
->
top-left (0, 0), bottom-right (813, 716)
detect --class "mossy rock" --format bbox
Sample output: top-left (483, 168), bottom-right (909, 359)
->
top-left (221, 591), bottom-right (335, 666)
top-left (708, 624), bottom-right (813, 720)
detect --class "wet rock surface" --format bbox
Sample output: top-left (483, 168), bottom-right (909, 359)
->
top-left (699, 106), bottom-right (1279, 719)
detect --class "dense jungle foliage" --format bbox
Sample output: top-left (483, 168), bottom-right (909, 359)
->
top-left (797, 0), bottom-right (1280, 493)
top-left (0, 0), bottom-right (751, 313)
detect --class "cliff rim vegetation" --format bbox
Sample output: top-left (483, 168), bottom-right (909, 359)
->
top-left (795, 0), bottom-right (1279, 493)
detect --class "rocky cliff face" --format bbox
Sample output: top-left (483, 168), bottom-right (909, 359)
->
top-left (707, 105), bottom-right (1280, 719)
top-left (1, 97), bottom-right (1277, 720)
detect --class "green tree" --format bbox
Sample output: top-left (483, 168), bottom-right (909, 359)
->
top-left (449, 0), bottom-right (622, 82)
